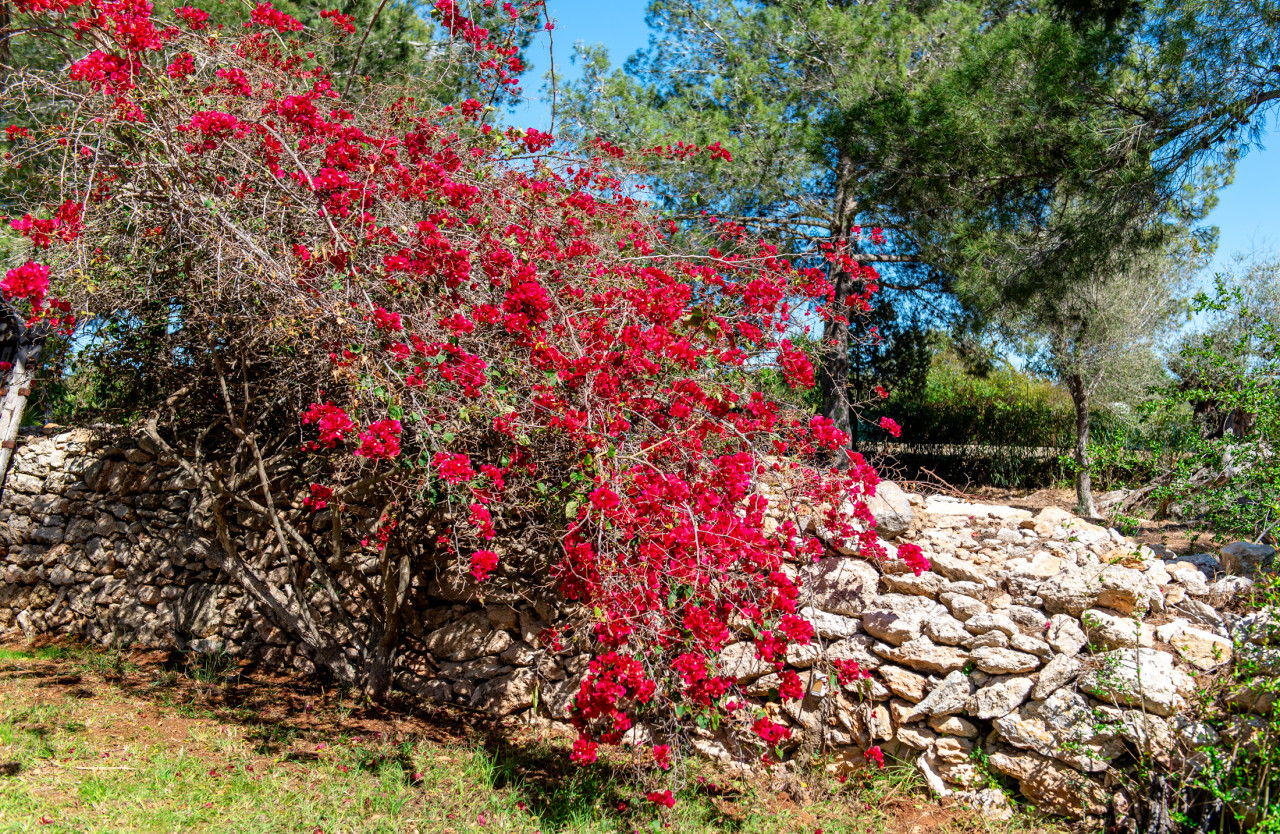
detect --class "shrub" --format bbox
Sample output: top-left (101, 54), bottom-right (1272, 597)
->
top-left (2, 0), bottom-right (893, 794)
top-left (1150, 281), bottom-right (1280, 542)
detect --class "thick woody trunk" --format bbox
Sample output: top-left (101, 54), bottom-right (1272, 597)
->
top-left (1067, 373), bottom-right (1098, 518)
top-left (819, 150), bottom-right (857, 469)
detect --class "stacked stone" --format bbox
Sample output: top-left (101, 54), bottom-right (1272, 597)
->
top-left (0, 428), bottom-right (253, 651)
top-left (2, 428), bottom-right (1274, 821)
top-left (730, 484), bottom-right (1271, 819)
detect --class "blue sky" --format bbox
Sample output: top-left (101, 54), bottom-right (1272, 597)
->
top-left (509, 0), bottom-right (1278, 277)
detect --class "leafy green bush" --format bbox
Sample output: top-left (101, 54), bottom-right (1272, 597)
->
top-left (859, 351), bottom-right (1122, 487)
top-left (1150, 282), bottom-right (1280, 542)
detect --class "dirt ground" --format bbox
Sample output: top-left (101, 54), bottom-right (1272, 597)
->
top-left (0, 641), bottom-right (1064, 834)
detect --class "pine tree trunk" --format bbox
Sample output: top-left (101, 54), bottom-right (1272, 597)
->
top-left (819, 150), bottom-right (858, 469)
top-left (1067, 373), bottom-right (1098, 518)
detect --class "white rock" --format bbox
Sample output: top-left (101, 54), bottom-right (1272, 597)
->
top-left (1080, 607), bottom-right (1155, 650)
top-left (899, 670), bottom-right (974, 722)
top-left (965, 612), bottom-right (1019, 637)
top-left (1032, 653), bottom-right (1081, 700)
top-left (925, 614), bottom-right (971, 646)
top-left (878, 664), bottom-right (930, 702)
top-left (865, 481), bottom-right (914, 539)
top-left (877, 636), bottom-right (970, 675)
top-left (1169, 625), bottom-right (1233, 671)
top-left (994, 689), bottom-right (1124, 772)
top-left (939, 592), bottom-right (988, 621)
top-left (1047, 615), bottom-right (1088, 655)
top-left (970, 646), bottom-right (1041, 674)
top-left (801, 556), bottom-right (881, 616)
top-left (1080, 648), bottom-right (1194, 716)
top-left (1220, 541), bottom-right (1275, 575)
top-left (800, 606), bottom-right (863, 639)
top-left (924, 498), bottom-right (1031, 519)
top-left (934, 713), bottom-right (981, 739)
top-left (970, 676), bottom-right (1034, 719)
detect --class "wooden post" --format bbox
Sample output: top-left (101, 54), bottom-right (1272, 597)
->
top-left (0, 315), bottom-right (44, 500)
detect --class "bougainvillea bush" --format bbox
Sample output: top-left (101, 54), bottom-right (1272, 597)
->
top-left (2, 0), bottom-right (912, 795)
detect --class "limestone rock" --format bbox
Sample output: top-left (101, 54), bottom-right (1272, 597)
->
top-left (970, 646), bottom-right (1040, 674)
top-left (878, 664), bottom-right (929, 702)
top-left (1011, 554), bottom-right (1064, 579)
top-left (994, 689), bottom-right (1124, 772)
top-left (1221, 541), bottom-right (1276, 576)
top-left (1009, 632), bottom-right (1053, 658)
top-left (1168, 624), bottom-right (1233, 671)
top-left (1032, 653), bottom-right (1081, 700)
top-left (1080, 648), bottom-right (1193, 717)
top-left (970, 676), bottom-right (1034, 719)
top-left (802, 557), bottom-right (881, 616)
top-left (1041, 565), bottom-right (1161, 618)
top-left (867, 481), bottom-right (914, 539)
top-left (988, 749), bottom-right (1107, 817)
top-left (882, 571), bottom-right (947, 598)
top-left (424, 612), bottom-right (515, 662)
top-left (916, 750), bottom-right (952, 796)
top-left (718, 641), bottom-right (771, 682)
top-left (1048, 615), bottom-right (1088, 655)
top-left (877, 636), bottom-right (969, 675)
top-left (898, 724), bottom-right (939, 751)
top-left (930, 553), bottom-right (989, 585)
top-left (825, 633), bottom-right (883, 670)
top-left (924, 498), bottom-right (1032, 521)
top-left (939, 592), bottom-right (987, 622)
top-left (899, 670), bottom-right (973, 723)
top-left (929, 714), bottom-right (979, 738)
top-left (471, 668), bottom-right (537, 716)
top-left (1081, 607), bottom-right (1154, 650)
top-left (1039, 569), bottom-right (1100, 616)
top-left (965, 612), bottom-right (1018, 637)
top-left (924, 614), bottom-right (971, 647)
top-left (952, 788), bottom-right (1014, 821)
top-left (799, 606), bottom-right (862, 639)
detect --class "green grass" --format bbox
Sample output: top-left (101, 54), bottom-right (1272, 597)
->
top-left (0, 644), bottom-right (1061, 833)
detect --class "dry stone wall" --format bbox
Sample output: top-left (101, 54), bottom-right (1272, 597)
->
top-left (1, 427), bottom-right (1273, 822)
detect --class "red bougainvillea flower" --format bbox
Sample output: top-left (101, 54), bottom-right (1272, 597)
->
top-left (864, 745), bottom-right (885, 769)
top-left (302, 483), bottom-right (334, 511)
top-left (752, 718), bottom-right (791, 745)
top-left (7, 0), bottom-right (903, 800)
top-left (469, 549), bottom-right (498, 581)
top-left (433, 452), bottom-right (475, 484)
top-left (301, 403), bottom-right (357, 450)
top-left (355, 419), bottom-right (401, 460)
top-left (832, 659), bottom-right (870, 685)
top-left (1, 261), bottom-right (50, 306)
top-left (646, 790), bottom-right (675, 809)
top-left (569, 735), bottom-right (598, 764)
top-left (879, 416), bottom-right (902, 438)
top-left (897, 542), bottom-right (931, 576)
top-left (778, 669), bottom-right (805, 701)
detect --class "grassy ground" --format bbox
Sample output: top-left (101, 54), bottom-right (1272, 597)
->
top-left (0, 643), bottom-right (1062, 834)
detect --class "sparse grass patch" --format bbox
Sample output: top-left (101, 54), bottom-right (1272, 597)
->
top-left (0, 643), bottom-right (1066, 833)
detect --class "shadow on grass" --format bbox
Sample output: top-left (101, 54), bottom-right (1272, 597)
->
top-left (0, 639), bottom-right (881, 834)
top-left (477, 732), bottom-right (642, 831)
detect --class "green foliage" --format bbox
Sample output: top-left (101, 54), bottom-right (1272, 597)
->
top-left (1177, 575), bottom-right (1280, 832)
top-left (1061, 401), bottom-right (1198, 490)
top-left (858, 352), bottom-right (1079, 487)
top-left (1151, 278), bottom-right (1280, 542)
